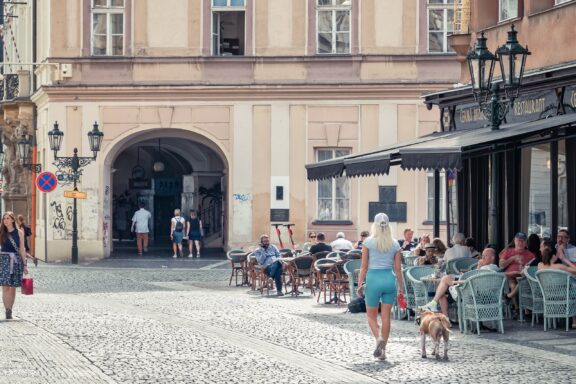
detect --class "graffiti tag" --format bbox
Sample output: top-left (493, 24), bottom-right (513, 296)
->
top-left (233, 193), bottom-right (251, 202)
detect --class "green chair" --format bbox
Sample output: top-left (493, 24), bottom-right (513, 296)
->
top-left (403, 266), bottom-right (435, 320)
top-left (536, 269), bottom-right (576, 332)
top-left (524, 267), bottom-right (544, 326)
top-left (343, 259), bottom-right (362, 300)
top-left (460, 272), bottom-right (506, 335)
top-left (404, 255), bottom-right (420, 267)
top-left (454, 269), bottom-right (495, 332)
top-left (517, 266), bottom-right (537, 322)
top-left (452, 258), bottom-right (479, 274)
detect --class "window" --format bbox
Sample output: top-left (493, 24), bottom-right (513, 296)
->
top-left (427, 0), bottom-right (454, 53)
top-left (426, 170), bottom-right (458, 222)
top-left (212, 0), bottom-right (245, 56)
top-left (317, 0), bottom-right (351, 54)
top-left (555, 0), bottom-right (573, 5)
top-left (316, 149), bottom-right (351, 221)
top-left (526, 145), bottom-right (552, 238)
top-left (499, 0), bottom-right (518, 21)
top-left (91, 0), bottom-right (124, 56)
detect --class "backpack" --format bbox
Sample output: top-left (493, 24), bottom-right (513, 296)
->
top-left (174, 218), bottom-right (184, 233)
top-left (347, 296), bottom-right (366, 313)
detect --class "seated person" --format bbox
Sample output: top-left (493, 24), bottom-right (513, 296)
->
top-left (253, 234), bottom-right (285, 296)
top-left (499, 232), bottom-right (535, 315)
top-left (330, 232), bottom-right (354, 251)
top-left (432, 237), bottom-right (448, 258)
top-left (412, 233), bottom-right (431, 257)
top-left (309, 232), bottom-right (332, 255)
top-left (354, 230), bottom-right (369, 250)
top-left (443, 233), bottom-right (471, 261)
top-left (556, 229), bottom-right (576, 264)
top-left (399, 228), bottom-right (417, 251)
top-left (417, 243), bottom-right (438, 266)
top-left (302, 232), bottom-right (317, 252)
top-left (538, 248), bottom-right (576, 274)
top-left (421, 246), bottom-right (498, 316)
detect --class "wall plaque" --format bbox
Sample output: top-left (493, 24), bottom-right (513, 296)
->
top-left (270, 209), bottom-right (289, 222)
top-left (368, 202), bottom-right (407, 223)
top-left (379, 186), bottom-right (397, 204)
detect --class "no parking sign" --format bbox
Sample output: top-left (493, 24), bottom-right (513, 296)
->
top-left (36, 172), bottom-right (58, 193)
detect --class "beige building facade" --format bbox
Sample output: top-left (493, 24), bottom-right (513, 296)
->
top-left (1, 0), bottom-right (460, 261)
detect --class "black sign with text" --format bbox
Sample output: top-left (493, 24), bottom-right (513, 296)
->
top-left (270, 209), bottom-right (290, 222)
top-left (454, 103), bottom-right (489, 130)
top-left (505, 90), bottom-right (558, 123)
top-left (379, 186), bottom-right (397, 204)
top-left (368, 202), bottom-right (407, 223)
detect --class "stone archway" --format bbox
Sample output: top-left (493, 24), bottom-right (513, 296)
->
top-left (101, 128), bottom-right (229, 257)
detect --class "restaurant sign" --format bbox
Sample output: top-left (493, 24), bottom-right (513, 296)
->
top-left (505, 90), bottom-right (558, 124)
top-left (454, 103), bottom-right (489, 130)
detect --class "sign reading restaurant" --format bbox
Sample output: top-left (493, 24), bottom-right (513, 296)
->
top-left (454, 89), bottom-right (558, 130)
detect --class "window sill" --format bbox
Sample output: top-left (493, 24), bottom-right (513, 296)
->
top-left (312, 220), bottom-right (354, 226)
top-left (482, 16), bottom-right (523, 32)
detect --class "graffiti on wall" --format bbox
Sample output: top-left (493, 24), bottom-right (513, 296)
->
top-left (233, 193), bottom-right (251, 203)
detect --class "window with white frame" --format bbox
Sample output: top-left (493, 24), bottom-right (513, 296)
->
top-left (427, 0), bottom-right (454, 53)
top-left (317, 149), bottom-right (351, 221)
top-left (555, 0), bottom-right (572, 4)
top-left (499, 0), bottom-right (518, 22)
top-left (92, 0), bottom-right (124, 56)
top-left (317, 0), bottom-right (351, 54)
top-left (212, 0), bottom-right (245, 56)
top-left (426, 171), bottom-right (458, 222)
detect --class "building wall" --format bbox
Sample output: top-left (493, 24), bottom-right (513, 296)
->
top-left (17, 0), bottom-right (460, 260)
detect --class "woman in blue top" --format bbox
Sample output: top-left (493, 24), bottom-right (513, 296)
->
top-left (357, 213), bottom-right (403, 360)
top-left (0, 211), bottom-right (28, 320)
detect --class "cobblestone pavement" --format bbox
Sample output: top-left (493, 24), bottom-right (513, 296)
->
top-left (1, 261), bottom-right (575, 383)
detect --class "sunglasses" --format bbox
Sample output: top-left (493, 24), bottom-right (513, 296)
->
top-left (309, 235), bottom-right (317, 238)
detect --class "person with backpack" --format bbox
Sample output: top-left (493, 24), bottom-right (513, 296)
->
top-left (170, 209), bottom-right (186, 258)
top-left (186, 210), bottom-right (204, 258)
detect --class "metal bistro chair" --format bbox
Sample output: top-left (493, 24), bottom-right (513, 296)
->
top-left (452, 258), bottom-right (479, 274)
top-left (536, 269), bottom-right (576, 332)
top-left (226, 249), bottom-right (248, 287)
top-left (326, 251), bottom-right (347, 260)
top-left (314, 258), bottom-right (337, 304)
top-left (326, 261), bottom-right (349, 305)
top-left (524, 267), bottom-right (545, 326)
top-left (312, 251), bottom-right (331, 261)
top-left (460, 272), bottom-right (506, 335)
top-left (291, 255), bottom-right (315, 296)
top-left (343, 259), bottom-right (362, 300)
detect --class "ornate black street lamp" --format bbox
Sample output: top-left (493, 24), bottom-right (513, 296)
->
top-left (466, 25), bottom-right (530, 247)
top-left (17, 134), bottom-right (42, 173)
top-left (48, 121), bottom-right (104, 264)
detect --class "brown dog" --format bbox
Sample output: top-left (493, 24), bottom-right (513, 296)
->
top-left (418, 310), bottom-right (451, 360)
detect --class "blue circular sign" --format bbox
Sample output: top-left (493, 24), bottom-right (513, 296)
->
top-left (36, 172), bottom-right (58, 193)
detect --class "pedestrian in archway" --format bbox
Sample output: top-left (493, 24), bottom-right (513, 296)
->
top-left (171, 209), bottom-right (186, 258)
top-left (131, 201), bottom-right (151, 256)
top-left (186, 210), bottom-right (203, 258)
top-left (0, 211), bottom-right (28, 320)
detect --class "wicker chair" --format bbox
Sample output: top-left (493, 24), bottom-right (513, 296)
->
top-left (404, 255), bottom-right (420, 267)
top-left (312, 251), bottom-right (331, 260)
top-left (327, 251), bottom-right (347, 260)
top-left (536, 269), bottom-right (576, 332)
top-left (314, 259), bottom-right (337, 303)
top-left (226, 249), bottom-right (248, 287)
top-left (517, 266), bottom-right (537, 323)
top-left (326, 261), bottom-right (349, 305)
top-left (524, 267), bottom-right (545, 326)
top-left (459, 272), bottom-right (506, 335)
top-left (403, 266), bottom-right (435, 320)
top-left (343, 259), bottom-right (362, 300)
top-left (452, 258), bottom-right (479, 274)
top-left (292, 255), bottom-right (315, 296)
top-left (454, 269), bottom-right (495, 331)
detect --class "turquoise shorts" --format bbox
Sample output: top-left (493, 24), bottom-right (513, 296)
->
top-left (365, 269), bottom-right (397, 307)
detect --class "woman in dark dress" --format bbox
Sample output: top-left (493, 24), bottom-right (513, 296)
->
top-left (0, 211), bottom-right (28, 319)
top-left (186, 210), bottom-right (203, 258)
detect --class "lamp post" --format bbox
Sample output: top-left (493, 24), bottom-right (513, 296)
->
top-left (48, 121), bottom-right (104, 264)
top-left (466, 25), bottom-right (530, 247)
top-left (17, 134), bottom-right (42, 173)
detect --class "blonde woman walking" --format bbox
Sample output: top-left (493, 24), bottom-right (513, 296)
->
top-left (357, 213), bottom-right (403, 360)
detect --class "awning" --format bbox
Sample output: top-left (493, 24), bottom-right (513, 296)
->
top-left (305, 113), bottom-right (576, 179)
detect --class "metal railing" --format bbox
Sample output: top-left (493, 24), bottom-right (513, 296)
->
top-left (199, 198), bottom-right (223, 240)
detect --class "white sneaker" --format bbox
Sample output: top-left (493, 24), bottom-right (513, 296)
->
top-left (187, 253), bottom-right (193, 258)
top-left (172, 254), bottom-right (177, 259)
top-left (373, 337), bottom-right (385, 358)
top-left (196, 253), bottom-right (201, 258)
top-left (420, 301), bottom-right (439, 312)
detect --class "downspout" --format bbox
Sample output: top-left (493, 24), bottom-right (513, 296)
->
top-left (30, 0), bottom-right (38, 258)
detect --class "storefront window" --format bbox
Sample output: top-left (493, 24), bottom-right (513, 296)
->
top-left (558, 141), bottom-right (568, 231)
top-left (527, 145), bottom-right (551, 238)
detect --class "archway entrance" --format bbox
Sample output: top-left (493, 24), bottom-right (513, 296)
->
top-left (108, 130), bottom-right (227, 257)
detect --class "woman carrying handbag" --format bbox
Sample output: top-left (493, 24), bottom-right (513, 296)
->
top-left (0, 211), bottom-right (28, 319)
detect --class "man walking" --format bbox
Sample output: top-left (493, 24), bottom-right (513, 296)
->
top-left (131, 201), bottom-right (151, 256)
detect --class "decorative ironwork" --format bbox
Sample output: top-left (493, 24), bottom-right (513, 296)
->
top-left (53, 156), bottom-right (95, 171)
top-left (22, 163), bottom-right (42, 173)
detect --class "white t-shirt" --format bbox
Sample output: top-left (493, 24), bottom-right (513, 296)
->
top-left (444, 244), bottom-right (472, 262)
top-left (330, 238), bottom-right (354, 251)
top-left (480, 264), bottom-right (501, 272)
top-left (131, 208), bottom-right (151, 233)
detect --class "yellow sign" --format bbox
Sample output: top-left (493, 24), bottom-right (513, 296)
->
top-left (64, 190), bottom-right (87, 199)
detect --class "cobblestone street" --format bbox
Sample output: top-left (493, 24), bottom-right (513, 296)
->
top-left (1, 259), bottom-right (575, 384)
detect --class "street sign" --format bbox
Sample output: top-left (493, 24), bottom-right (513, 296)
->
top-left (36, 172), bottom-right (58, 193)
top-left (64, 190), bottom-right (87, 199)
